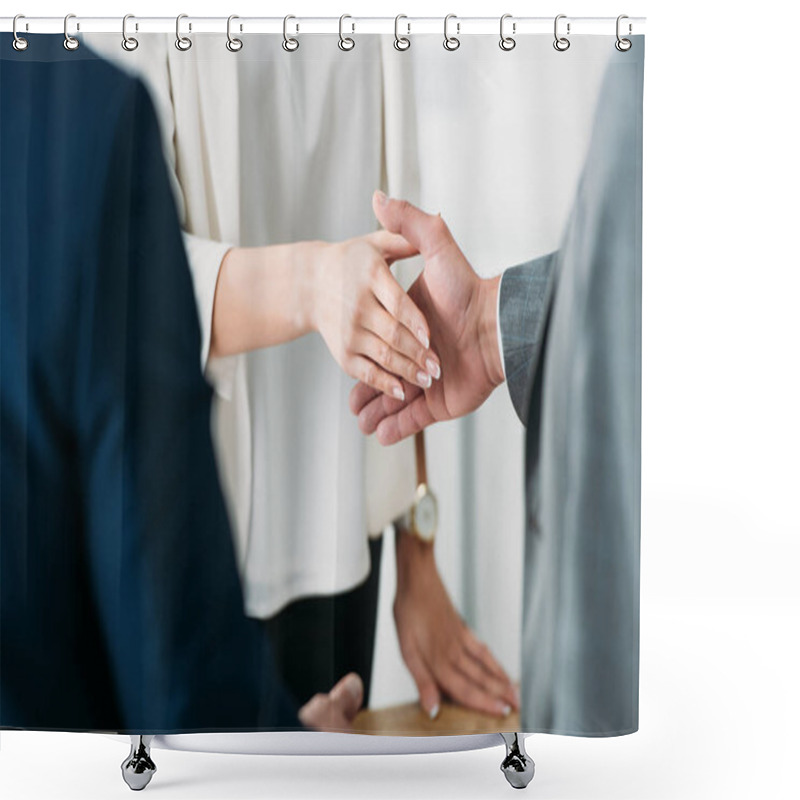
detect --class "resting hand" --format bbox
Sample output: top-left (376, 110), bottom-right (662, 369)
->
top-left (349, 193), bottom-right (504, 444)
top-left (298, 672), bottom-right (364, 731)
top-left (393, 528), bottom-right (519, 719)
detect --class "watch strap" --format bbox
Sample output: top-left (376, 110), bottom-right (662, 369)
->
top-left (414, 431), bottom-right (428, 487)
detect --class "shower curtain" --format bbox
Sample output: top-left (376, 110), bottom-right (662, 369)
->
top-left (0, 24), bottom-right (643, 739)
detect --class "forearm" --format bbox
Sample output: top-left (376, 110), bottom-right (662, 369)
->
top-left (208, 242), bottom-right (321, 359)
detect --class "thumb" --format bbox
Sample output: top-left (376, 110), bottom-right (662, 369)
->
top-left (328, 672), bottom-right (364, 722)
top-left (364, 229), bottom-right (418, 266)
top-left (372, 190), bottom-right (454, 258)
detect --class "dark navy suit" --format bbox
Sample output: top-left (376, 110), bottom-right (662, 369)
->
top-left (0, 35), bottom-right (299, 733)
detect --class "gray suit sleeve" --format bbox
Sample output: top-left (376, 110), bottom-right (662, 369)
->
top-left (498, 253), bottom-right (557, 424)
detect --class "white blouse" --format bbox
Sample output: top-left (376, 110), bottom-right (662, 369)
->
top-left (90, 32), bottom-right (416, 618)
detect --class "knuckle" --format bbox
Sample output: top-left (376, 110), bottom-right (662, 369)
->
top-left (390, 294), bottom-right (403, 319)
top-left (389, 322), bottom-right (403, 349)
top-left (430, 214), bottom-right (447, 236)
top-left (369, 256), bottom-right (384, 279)
top-left (355, 283), bottom-right (372, 307)
top-left (378, 342), bottom-right (392, 367)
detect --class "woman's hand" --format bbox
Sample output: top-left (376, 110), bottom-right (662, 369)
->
top-left (209, 231), bottom-right (441, 401)
top-left (307, 232), bottom-right (441, 400)
top-left (393, 526), bottom-right (520, 719)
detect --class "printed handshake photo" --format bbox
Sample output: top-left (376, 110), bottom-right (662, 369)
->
top-left (3, 44), bottom-right (638, 744)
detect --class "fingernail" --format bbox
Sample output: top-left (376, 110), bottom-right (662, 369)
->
top-left (393, 386), bottom-right (405, 402)
top-left (426, 359), bottom-right (441, 380)
top-left (375, 190), bottom-right (388, 206)
top-left (345, 674), bottom-right (363, 701)
top-left (499, 703), bottom-right (512, 717)
top-left (428, 704), bottom-right (440, 720)
top-left (416, 371), bottom-right (432, 389)
top-left (417, 328), bottom-right (430, 349)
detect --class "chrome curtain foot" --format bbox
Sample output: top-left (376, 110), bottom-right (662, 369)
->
top-left (121, 735), bottom-right (157, 791)
top-left (499, 732), bottom-right (535, 789)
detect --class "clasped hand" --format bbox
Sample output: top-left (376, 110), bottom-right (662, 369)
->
top-left (349, 190), bottom-right (505, 443)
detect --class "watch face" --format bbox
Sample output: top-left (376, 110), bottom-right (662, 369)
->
top-left (414, 490), bottom-right (438, 542)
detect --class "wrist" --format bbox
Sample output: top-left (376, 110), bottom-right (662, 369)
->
top-left (295, 240), bottom-right (328, 334)
top-left (395, 520), bottom-right (435, 584)
top-left (477, 274), bottom-right (505, 389)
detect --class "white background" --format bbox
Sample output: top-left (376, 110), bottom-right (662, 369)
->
top-left (1, 1), bottom-right (798, 799)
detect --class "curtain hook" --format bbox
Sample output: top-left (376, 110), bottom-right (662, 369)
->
top-left (394, 14), bottom-right (410, 51)
top-left (338, 14), bottom-right (355, 51)
top-left (499, 13), bottom-right (516, 51)
top-left (443, 14), bottom-right (460, 51)
top-left (553, 14), bottom-right (570, 52)
top-left (63, 13), bottom-right (79, 51)
top-left (615, 14), bottom-right (632, 51)
top-left (282, 14), bottom-right (299, 52)
top-left (175, 13), bottom-right (192, 51)
top-left (12, 14), bottom-right (28, 51)
top-left (226, 14), bottom-right (243, 52)
top-left (122, 14), bottom-right (139, 51)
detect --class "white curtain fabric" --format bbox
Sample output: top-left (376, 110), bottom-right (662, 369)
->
top-left (88, 32), bottom-right (609, 709)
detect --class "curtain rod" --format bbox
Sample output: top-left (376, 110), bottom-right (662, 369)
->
top-left (1, 16), bottom-right (646, 37)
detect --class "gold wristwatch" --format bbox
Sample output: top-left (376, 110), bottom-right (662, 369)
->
top-left (404, 432), bottom-right (438, 543)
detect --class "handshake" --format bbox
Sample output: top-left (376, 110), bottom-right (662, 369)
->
top-left (345, 189), bottom-right (509, 443)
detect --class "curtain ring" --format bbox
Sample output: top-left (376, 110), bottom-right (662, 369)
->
top-left (615, 14), bottom-right (632, 51)
top-left (553, 14), bottom-right (570, 52)
top-left (226, 14), bottom-right (243, 52)
top-left (12, 14), bottom-right (28, 51)
top-left (122, 14), bottom-right (139, 51)
top-left (394, 14), bottom-right (410, 51)
top-left (443, 14), bottom-right (460, 51)
top-left (282, 15), bottom-right (299, 52)
top-left (63, 13), bottom-right (79, 51)
top-left (175, 13), bottom-right (192, 51)
top-left (499, 13), bottom-right (516, 51)
top-left (338, 14), bottom-right (355, 51)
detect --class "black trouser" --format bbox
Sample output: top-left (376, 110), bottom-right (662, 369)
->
top-left (260, 535), bottom-right (383, 708)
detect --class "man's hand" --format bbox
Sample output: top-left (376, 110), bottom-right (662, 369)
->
top-left (394, 527), bottom-right (519, 719)
top-left (349, 192), bottom-right (504, 445)
top-left (298, 672), bottom-right (364, 731)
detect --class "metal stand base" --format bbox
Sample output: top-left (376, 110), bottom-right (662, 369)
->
top-left (500, 733), bottom-right (535, 789)
top-left (121, 735), bottom-right (156, 791)
top-left (117, 732), bottom-right (532, 790)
